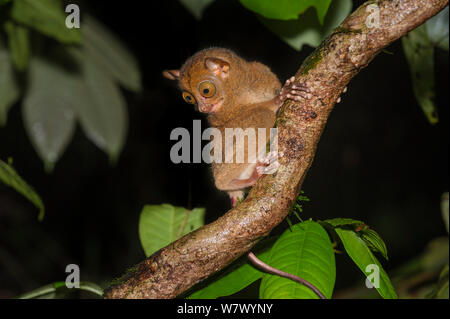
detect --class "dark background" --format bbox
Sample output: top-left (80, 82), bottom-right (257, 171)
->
top-left (0, 0), bottom-right (448, 297)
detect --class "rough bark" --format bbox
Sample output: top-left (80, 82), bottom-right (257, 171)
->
top-left (104, 0), bottom-right (448, 299)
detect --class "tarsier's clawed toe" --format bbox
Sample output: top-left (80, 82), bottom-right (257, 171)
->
top-left (278, 76), bottom-right (313, 104)
top-left (336, 86), bottom-right (348, 104)
top-left (256, 151), bottom-right (280, 176)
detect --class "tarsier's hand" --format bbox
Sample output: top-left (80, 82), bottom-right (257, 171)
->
top-left (276, 76), bottom-right (313, 107)
top-left (256, 151), bottom-right (282, 176)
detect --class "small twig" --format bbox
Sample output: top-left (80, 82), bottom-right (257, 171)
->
top-left (177, 210), bottom-right (191, 238)
top-left (247, 252), bottom-right (326, 299)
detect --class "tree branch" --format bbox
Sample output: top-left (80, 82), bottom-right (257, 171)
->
top-left (104, 0), bottom-right (448, 299)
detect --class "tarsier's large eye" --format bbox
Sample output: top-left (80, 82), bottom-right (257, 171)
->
top-left (198, 81), bottom-right (216, 98)
top-left (182, 91), bottom-right (196, 104)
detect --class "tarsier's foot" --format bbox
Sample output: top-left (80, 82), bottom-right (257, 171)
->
top-left (256, 151), bottom-right (280, 176)
top-left (336, 86), bottom-right (347, 103)
top-left (277, 77), bottom-right (312, 106)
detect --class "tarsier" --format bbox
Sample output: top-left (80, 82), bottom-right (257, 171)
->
top-left (164, 48), bottom-right (326, 298)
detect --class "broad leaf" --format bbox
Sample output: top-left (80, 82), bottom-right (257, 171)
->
top-left (322, 218), bottom-right (364, 228)
top-left (4, 21), bottom-right (30, 71)
top-left (82, 15), bottom-right (141, 92)
top-left (11, 0), bottom-right (81, 44)
top-left (335, 228), bottom-right (397, 299)
top-left (187, 239), bottom-right (275, 299)
top-left (428, 265), bottom-right (449, 299)
top-left (17, 281), bottom-right (103, 299)
top-left (402, 25), bottom-right (437, 124)
top-left (259, 0), bottom-right (352, 51)
top-left (240, 0), bottom-right (332, 24)
top-left (0, 159), bottom-right (45, 220)
top-left (69, 48), bottom-right (129, 163)
top-left (426, 6), bottom-right (449, 51)
top-left (260, 221), bottom-right (335, 299)
top-left (360, 228), bottom-right (389, 260)
top-left (179, 0), bottom-right (215, 20)
top-left (22, 56), bottom-right (78, 171)
top-left (0, 49), bottom-right (20, 126)
top-left (139, 204), bottom-right (205, 257)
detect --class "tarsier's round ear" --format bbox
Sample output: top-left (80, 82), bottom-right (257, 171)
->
top-left (162, 69), bottom-right (180, 80)
top-left (205, 58), bottom-right (230, 78)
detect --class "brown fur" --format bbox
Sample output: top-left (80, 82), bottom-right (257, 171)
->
top-left (164, 48), bottom-right (282, 197)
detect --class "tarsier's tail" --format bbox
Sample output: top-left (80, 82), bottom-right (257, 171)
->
top-left (247, 252), bottom-right (326, 299)
top-left (230, 195), bottom-right (326, 299)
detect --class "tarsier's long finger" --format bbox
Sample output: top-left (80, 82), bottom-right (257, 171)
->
top-left (284, 77), bottom-right (311, 92)
top-left (259, 151), bottom-right (278, 165)
top-left (261, 161), bottom-right (280, 175)
top-left (281, 77), bottom-right (313, 102)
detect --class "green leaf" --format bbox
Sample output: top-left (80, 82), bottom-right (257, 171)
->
top-left (11, 0), bottom-right (81, 44)
top-left (17, 281), bottom-right (104, 299)
top-left (0, 159), bottom-right (45, 220)
top-left (4, 21), bottom-right (30, 71)
top-left (442, 192), bottom-right (449, 234)
top-left (0, 48), bottom-right (20, 126)
top-left (82, 15), bottom-right (141, 92)
top-left (240, 0), bottom-right (332, 24)
top-left (179, 0), bottom-right (215, 20)
top-left (22, 56), bottom-right (77, 171)
top-left (0, 0), bottom-right (11, 5)
top-left (260, 221), bottom-right (335, 299)
top-left (322, 218), bottom-right (364, 228)
top-left (400, 6), bottom-right (448, 124)
top-left (335, 228), bottom-right (397, 299)
top-left (322, 219), bottom-right (388, 259)
top-left (139, 204), bottom-right (205, 257)
top-left (68, 48), bottom-right (129, 163)
top-left (186, 239), bottom-right (275, 299)
top-left (402, 26), bottom-right (437, 124)
top-left (360, 229), bottom-right (389, 260)
top-left (259, 0), bottom-right (352, 51)
top-left (428, 264), bottom-right (449, 299)
top-left (426, 6), bottom-right (449, 51)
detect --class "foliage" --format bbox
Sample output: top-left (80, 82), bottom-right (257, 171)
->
top-left (258, 0), bottom-right (352, 51)
top-left (11, 0), bottom-right (81, 44)
top-left (139, 204), bottom-right (205, 257)
top-left (137, 196), bottom-right (397, 299)
top-left (178, 0), bottom-right (351, 51)
top-left (259, 221), bottom-right (335, 299)
top-left (0, 158), bottom-right (45, 220)
top-left (428, 265), bottom-right (449, 299)
top-left (0, 0), bottom-right (141, 170)
top-left (0, 48), bottom-right (20, 125)
top-left (178, 0), bottom-right (215, 20)
top-left (336, 197), bottom-right (449, 299)
top-left (16, 281), bottom-right (103, 299)
top-left (239, 0), bottom-right (332, 23)
top-left (402, 6), bottom-right (449, 124)
top-left (186, 238), bottom-right (275, 299)
top-left (334, 228), bottom-right (397, 299)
